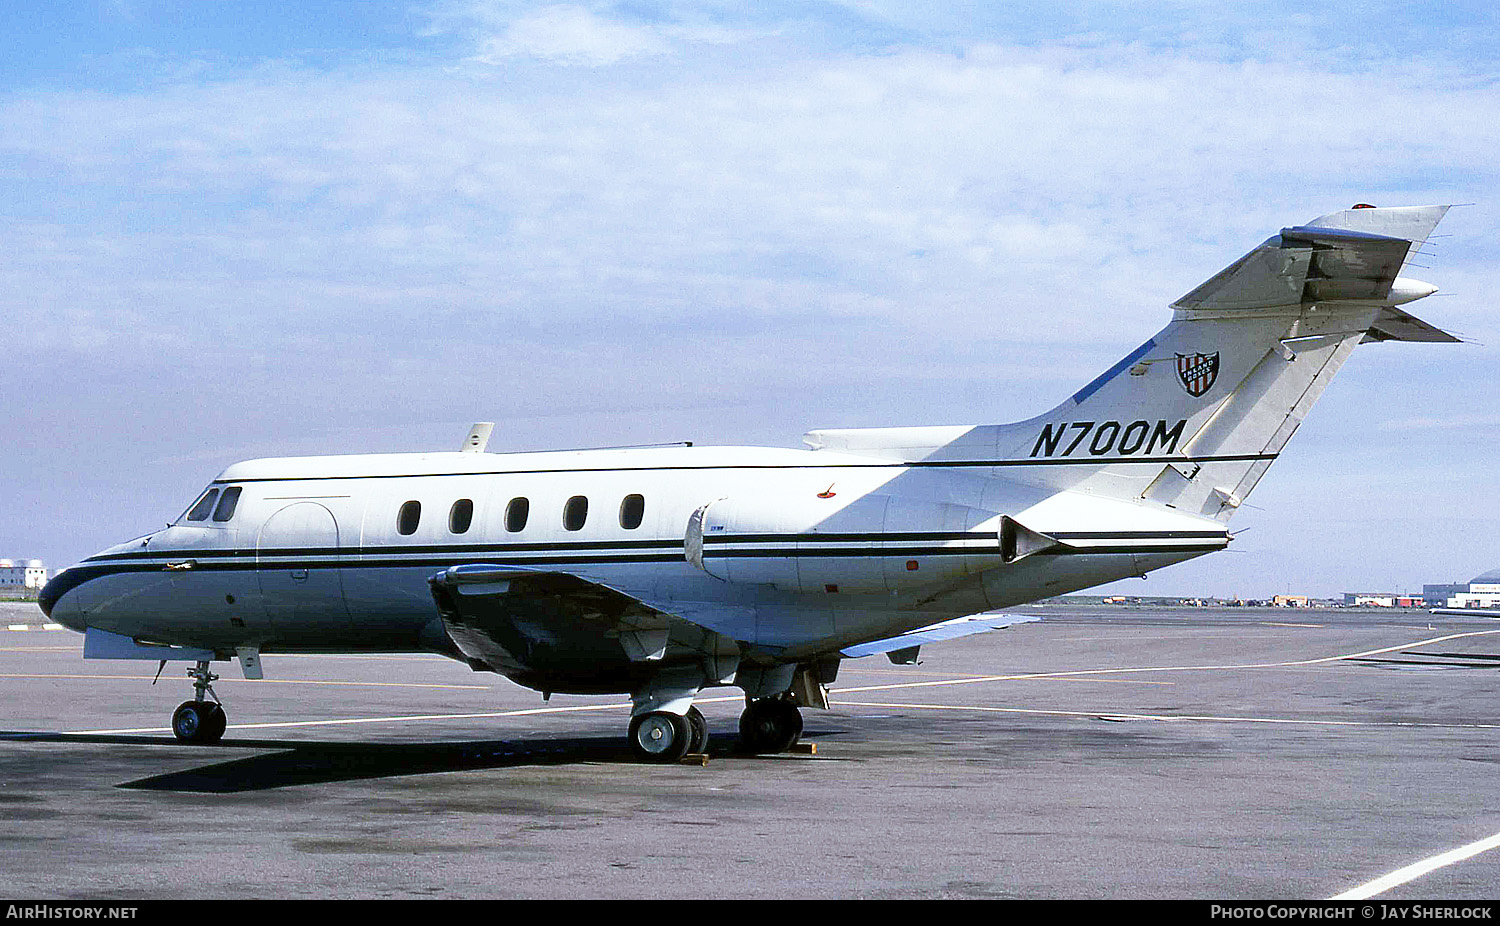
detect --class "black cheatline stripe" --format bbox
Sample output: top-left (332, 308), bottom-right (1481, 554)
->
top-left (1048, 530), bottom-right (1227, 540)
top-left (69, 553), bottom-right (689, 579)
top-left (1058, 544), bottom-right (1226, 555)
top-left (54, 540), bottom-right (1229, 603)
top-left (206, 452), bottom-right (1280, 484)
top-left (975, 454), bottom-right (1274, 467)
top-left (46, 537), bottom-right (1230, 609)
top-left (87, 529), bottom-right (1225, 566)
top-left (703, 530), bottom-right (984, 544)
top-left (706, 530), bottom-right (1226, 544)
top-left (711, 546), bottom-right (992, 559)
top-left (85, 538), bottom-right (686, 564)
top-left (266, 554), bottom-right (686, 569)
top-left (706, 541), bottom-right (1225, 559)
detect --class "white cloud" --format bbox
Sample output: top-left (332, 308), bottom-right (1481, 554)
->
top-left (471, 5), bottom-right (671, 66)
top-left (5, 10), bottom-right (1500, 587)
top-left (429, 1), bottom-right (768, 67)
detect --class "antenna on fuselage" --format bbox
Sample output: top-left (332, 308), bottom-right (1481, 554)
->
top-left (461, 422), bottom-right (495, 453)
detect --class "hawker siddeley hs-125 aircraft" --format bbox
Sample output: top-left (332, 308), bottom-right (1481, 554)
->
top-left (41, 204), bottom-right (1458, 761)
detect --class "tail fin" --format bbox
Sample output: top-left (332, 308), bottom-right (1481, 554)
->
top-left (807, 204), bottom-right (1453, 520)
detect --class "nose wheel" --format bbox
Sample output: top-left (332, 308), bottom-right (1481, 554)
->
top-left (172, 700), bottom-right (227, 743)
top-left (171, 660), bottom-right (227, 744)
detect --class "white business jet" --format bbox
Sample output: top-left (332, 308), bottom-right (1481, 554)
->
top-left (41, 204), bottom-right (1456, 761)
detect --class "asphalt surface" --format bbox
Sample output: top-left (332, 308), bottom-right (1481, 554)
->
top-left (3, 600), bottom-right (1500, 900)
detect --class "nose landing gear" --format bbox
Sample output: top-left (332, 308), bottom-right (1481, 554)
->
top-left (171, 660), bottom-right (227, 744)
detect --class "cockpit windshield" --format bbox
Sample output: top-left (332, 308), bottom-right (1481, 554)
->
top-left (180, 486), bottom-right (242, 524)
top-left (184, 489), bottom-right (218, 521)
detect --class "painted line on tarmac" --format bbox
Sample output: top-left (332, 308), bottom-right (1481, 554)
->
top-left (28, 629), bottom-right (1500, 738)
top-left (58, 695), bottom-right (749, 736)
top-left (830, 700), bottom-right (1500, 729)
top-left (831, 629), bottom-right (1500, 697)
top-left (0, 646), bottom-right (80, 652)
top-left (1331, 829), bottom-right (1500, 899)
top-left (0, 673), bottom-right (492, 690)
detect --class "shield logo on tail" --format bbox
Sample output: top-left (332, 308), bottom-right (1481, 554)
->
top-left (1175, 351), bottom-right (1220, 397)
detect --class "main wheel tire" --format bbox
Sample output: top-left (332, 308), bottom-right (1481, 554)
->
top-left (629, 711), bottom-right (691, 763)
top-left (738, 698), bottom-right (803, 754)
top-left (172, 701), bottom-right (224, 744)
top-left (685, 706), bottom-right (709, 754)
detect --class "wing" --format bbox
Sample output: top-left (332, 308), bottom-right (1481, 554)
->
top-left (429, 563), bottom-right (689, 670)
top-left (839, 613), bottom-right (1040, 664)
top-left (430, 564), bottom-right (1038, 679)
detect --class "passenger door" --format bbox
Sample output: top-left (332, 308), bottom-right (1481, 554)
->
top-left (257, 501), bottom-right (352, 640)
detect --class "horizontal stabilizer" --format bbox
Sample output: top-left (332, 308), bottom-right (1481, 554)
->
top-left (840, 613), bottom-right (1039, 659)
top-left (1174, 205), bottom-right (1449, 313)
top-left (1364, 305), bottom-right (1460, 343)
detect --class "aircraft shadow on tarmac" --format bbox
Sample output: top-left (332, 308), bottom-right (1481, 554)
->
top-left (0, 731), bottom-right (795, 792)
top-left (1350, 651), bottom-right (1500, 670)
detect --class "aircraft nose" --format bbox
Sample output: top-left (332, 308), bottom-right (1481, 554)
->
top-left (37, 569), bottom-right (86, 630)
top-left (37, 574), bottom-right (60, 617)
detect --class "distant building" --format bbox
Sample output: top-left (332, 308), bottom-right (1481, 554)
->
top-left (1342, 592), bottom-right (1423, 608)
top-left (1425, 583), bottom-right (1470, 608)
top-left (1445, 568), bottom-right (1500, 609)
top-left (0, 559), bottom-right (48, 590)
top-left (1273, 595), bottom-right (1310, 607)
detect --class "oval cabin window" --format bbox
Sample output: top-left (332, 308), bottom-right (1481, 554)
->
top-left (619, 494), bottom-right (645, 530)
top-left (449, 498), bottom-right (474, 534)
top-left (563, 496), bottom-right (589, 531)
top-left (397, 500), bottom-right (422, 536)
top-left (505, 497), bottom-right (529, 532)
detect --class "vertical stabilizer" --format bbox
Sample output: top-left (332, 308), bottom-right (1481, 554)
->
top-left (805, 205), bottom-right (1454, 520)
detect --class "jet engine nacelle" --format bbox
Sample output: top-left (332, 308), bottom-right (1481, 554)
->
top-left (684, 493), bottom-right (1034, 594)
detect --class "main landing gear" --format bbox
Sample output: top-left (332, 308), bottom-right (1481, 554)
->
top-left (171, 660), bottom-right (227, 744)
top-left (738, 696), bottom-right (803, 755)
top-left (628, 705), bottom-right (708, 763)
top-left (625, 697), bottom-right (806, 762)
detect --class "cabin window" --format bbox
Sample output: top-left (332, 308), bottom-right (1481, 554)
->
top-left (505, 497), bottom-right (529, 532)
top-left (449, 498), bottom-right (474, 534)
top-left (186, 489), bottom-right (219, 522)
top-left (619, 494), bottom-right (645, 530)
top-left (211, 486), bottom-right (242, 522)
top-left (397, 500), bottom-right (422, 536)
top-left (563, 496), bottom-right (589, 531)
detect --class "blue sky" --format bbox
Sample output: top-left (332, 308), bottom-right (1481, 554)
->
top-left (4, 1), bottom-right (1499, 597)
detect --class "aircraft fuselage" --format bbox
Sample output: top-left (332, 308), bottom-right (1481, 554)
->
top-left (43, 443), bottom-right (1223, 694)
